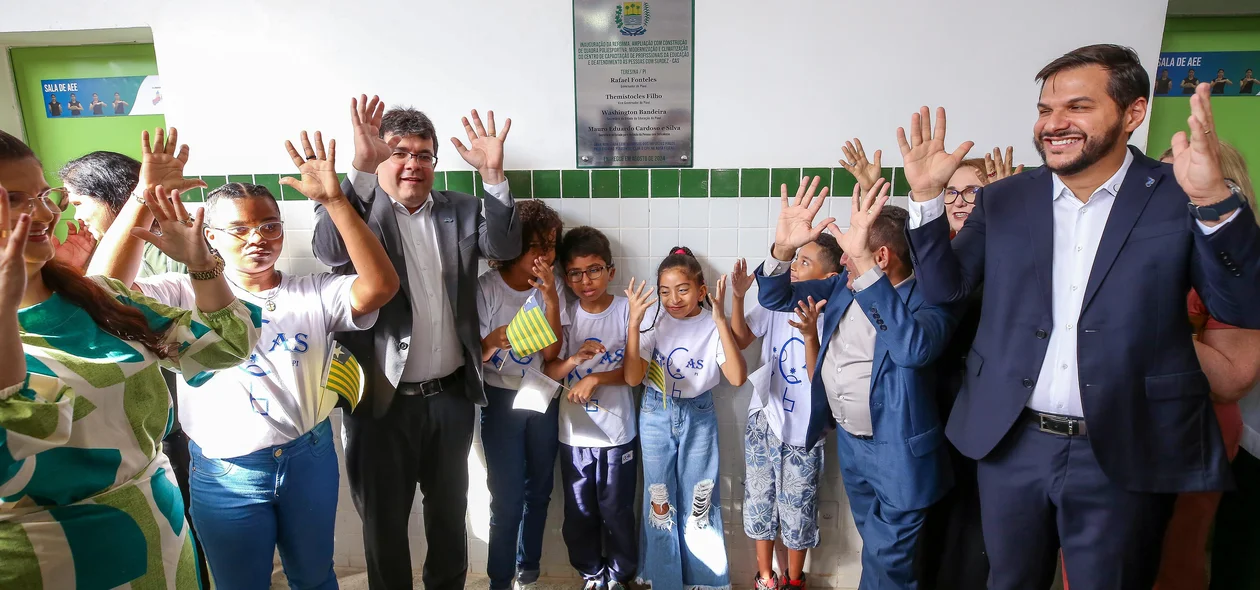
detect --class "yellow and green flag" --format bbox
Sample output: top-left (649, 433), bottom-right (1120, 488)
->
top-left (506, 294), bottom-right (557, 357)
top-left (646, 357), bottom-right (667, 393)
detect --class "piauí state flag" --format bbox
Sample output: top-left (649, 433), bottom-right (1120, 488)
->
top-left (506, 294), bottom-right (557, 357)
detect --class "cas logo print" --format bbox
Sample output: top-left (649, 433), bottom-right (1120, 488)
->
top-left (615, 2), bottom-right (650, 36)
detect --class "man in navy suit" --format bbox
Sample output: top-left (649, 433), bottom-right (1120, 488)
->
top-left (901, 44), bottom-right (1260, 589)
top-left (756, 177), bottom-right (956, 589)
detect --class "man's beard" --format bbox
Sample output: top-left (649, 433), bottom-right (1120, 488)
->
top-left (1034, 120), bottom-right (1124, 176)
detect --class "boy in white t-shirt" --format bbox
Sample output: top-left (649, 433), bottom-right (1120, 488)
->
top-left (542, 227), bottom-right (638, 590)
top-left (477, 200), bottom-right (567, 590)
top-left (731, 233), bottom-right (844, 590)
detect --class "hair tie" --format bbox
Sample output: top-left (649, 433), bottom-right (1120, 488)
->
top-left (672, 248), bottom-right (688, 255)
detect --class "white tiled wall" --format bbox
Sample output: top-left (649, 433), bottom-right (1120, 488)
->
top-left (272, 195), bottom-right (913, 589)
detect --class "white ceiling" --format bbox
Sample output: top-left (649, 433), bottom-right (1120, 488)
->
top-left (1168, 0), bottom-right (1260, 16)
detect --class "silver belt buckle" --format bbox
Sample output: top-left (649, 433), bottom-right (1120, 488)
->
top-left (1038, 414), bottom-right (1078, 436)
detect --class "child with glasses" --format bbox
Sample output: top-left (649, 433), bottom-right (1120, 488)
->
top-left (542, 226), bottom-right (637, 590)
top-left (92, 130), bottom-right (400, 589)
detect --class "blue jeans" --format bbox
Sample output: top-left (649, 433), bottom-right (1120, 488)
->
top-left (637, 389), bottom-right (730, 590)
top-left (189, 418), bottom-right (339, 590)
top-left (481, 385), bottom-right (560, 589)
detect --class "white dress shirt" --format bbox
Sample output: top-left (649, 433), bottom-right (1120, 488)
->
top-left (347, 168), bottom-right (512, 382)
top-left (907, 150), bottom-right (1236, 417)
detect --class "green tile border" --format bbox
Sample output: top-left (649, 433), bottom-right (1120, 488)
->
top-left (192, 167), bottom-right (929, 203)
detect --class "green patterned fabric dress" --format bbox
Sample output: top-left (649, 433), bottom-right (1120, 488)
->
top-left (0, 277), bottom-right (261, 589)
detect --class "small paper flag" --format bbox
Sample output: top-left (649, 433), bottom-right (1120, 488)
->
top-left (506, 294), bottom-right (557, 357)
top-left (325, 343), bottom-right (363, 413)
top-left (646, 358), bottom-right (667, 393)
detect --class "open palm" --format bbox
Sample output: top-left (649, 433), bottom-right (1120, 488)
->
top-left (1170, 84), bottom-right (1231, 204)
top-left (775, 176), bottom-right (833, 258)
top-left (831, 179), bottom-right (891, 258)
top-left (897, 107), bottom-right (973, 200)
top-left (130, 186), bottom-right (215, 269)
top-left (351, 94), bottom-right (392, 172)
top-left (282, 131), bottom-right (342, 204)
top-left (452, 109), bottom-right (510, 174)
top-left (140, 127), bottom-right (208, 194)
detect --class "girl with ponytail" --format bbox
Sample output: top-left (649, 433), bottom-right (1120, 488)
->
top-left (624, 245), bottom-right (747, 590)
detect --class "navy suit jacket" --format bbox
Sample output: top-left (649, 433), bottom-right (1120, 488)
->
top-left (756, 265), bottom-right (956, 511)
top-left (906, 146), bottom-right (1260, 493)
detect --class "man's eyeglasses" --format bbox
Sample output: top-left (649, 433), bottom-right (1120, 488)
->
top-left (566, 264), bottom-right (612, 283)
top-left (210, 221), bottom-right (285, 241)
top-left (389, 150), bottom-right (438, 168)
top-left (6, 187), bottom-right (66, 214)
top-left (945, 186), bottom-right (981, 205)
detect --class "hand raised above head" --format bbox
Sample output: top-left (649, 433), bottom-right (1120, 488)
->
top-left (139, 127), bottom-right (207, 195)
top-left (282, 131), bottom-right (344, 205)
top-left (451, 109), bottom-right (510, 185)
top-left (350, 94), bottom-right (392, 173)
top-left (772, 176), bottom-right (833, 261)
top-left (839, 138), bottom-right (883, 193)
top-left (896, 106), bottom-right (973, 201)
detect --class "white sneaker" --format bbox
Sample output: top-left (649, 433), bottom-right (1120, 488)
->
top-left (583, 581), bottom-right (607, 590)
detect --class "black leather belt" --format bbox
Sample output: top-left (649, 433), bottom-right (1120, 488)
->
top-left (1024, 409), bottom-right (1088, 436)
top-left (397, 371), bottom-right (461, 398)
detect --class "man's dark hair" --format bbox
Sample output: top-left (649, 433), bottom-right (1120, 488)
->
top-left (0, 130), bottom-right (37, 162)
top-left (1036, 44), bottom-right (1149, 111)
top-left (59, 151), bottom-right (141, 214)
top-left (868, 206), bottom-right (912, 270)
top-left (560, 225), bottom-right (614, 267)
top-left (490, 200), bottom-right (563, 270)
top-left (812, 233), bottom-right (844, 274)
top-left (381, 106), bottom-right (439, 156)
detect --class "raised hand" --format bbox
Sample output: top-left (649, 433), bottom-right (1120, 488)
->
top-left (1170, 83), bottom-right (1235, 209)
top-left (984, 146), bottom-right (1024, 180)
top-left (52, 219), bottom-right (96, 272)
top-left (570, 339), bottom-right (607, 364)
top-left (350, 94), bottom-right (392, 172)
top-left (528, 257), bottom-right (558, 305)
top-left (282, 131), bottom-right (343, 205)
top-left (624, 278), bottom-right (659, 322)
top-left (708, 274), bottom-right (730, 323)
top-left (786, 296), bottom-right (827, 336)
top-left (0, 187), bottom-right (32, 314)
top-left (139, 127), bottom-right (208, 194)
top-left (451, 109), bottom-right (510, 185)
top-left (827, 179), bottom-right (892, 265)
top-left (731, 258), bottom-right (754, 297)
top-left (129, 186), bottom-right (216, 270)
top-left (772, 176), bottom-right (834, 261)
top-left (896, 107), bottom-right (974, 201)
top-left (839, 138), bottom-right (884, 192)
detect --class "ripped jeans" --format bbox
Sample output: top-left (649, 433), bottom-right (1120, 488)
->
top-left (636, 388), bottom-right (730, 590)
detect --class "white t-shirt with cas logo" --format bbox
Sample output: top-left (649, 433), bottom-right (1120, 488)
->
top-left (745, 305), bottom-right (820, 448)
top-left (560, 297), bottom-right (636, 447)
top-left (638, 310), bottom-right (728, 399)
top-left (137, 272), bottom-right (378, 458)
top-left (478, 269), bottom-right (569, 390)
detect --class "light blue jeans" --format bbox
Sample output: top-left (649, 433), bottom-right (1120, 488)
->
top-left (637, 389), bottom-right (730, 590)
top-left (188, 418), bottom-right (339, 590)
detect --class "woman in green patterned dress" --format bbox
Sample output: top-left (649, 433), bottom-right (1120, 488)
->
top-left (0, 130), bottom-right (261, 588)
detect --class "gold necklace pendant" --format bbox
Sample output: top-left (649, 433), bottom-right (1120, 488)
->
top-left (266, 300), bottom-right (277, 312)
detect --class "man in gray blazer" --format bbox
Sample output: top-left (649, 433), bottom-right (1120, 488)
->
top-left (313, 95), bottom-right (521, 590)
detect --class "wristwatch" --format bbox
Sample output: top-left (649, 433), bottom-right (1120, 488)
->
top-left (187, 252), bottom-right (225, 281)
top-left (1188, 180), bottom-right (1249, 222)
